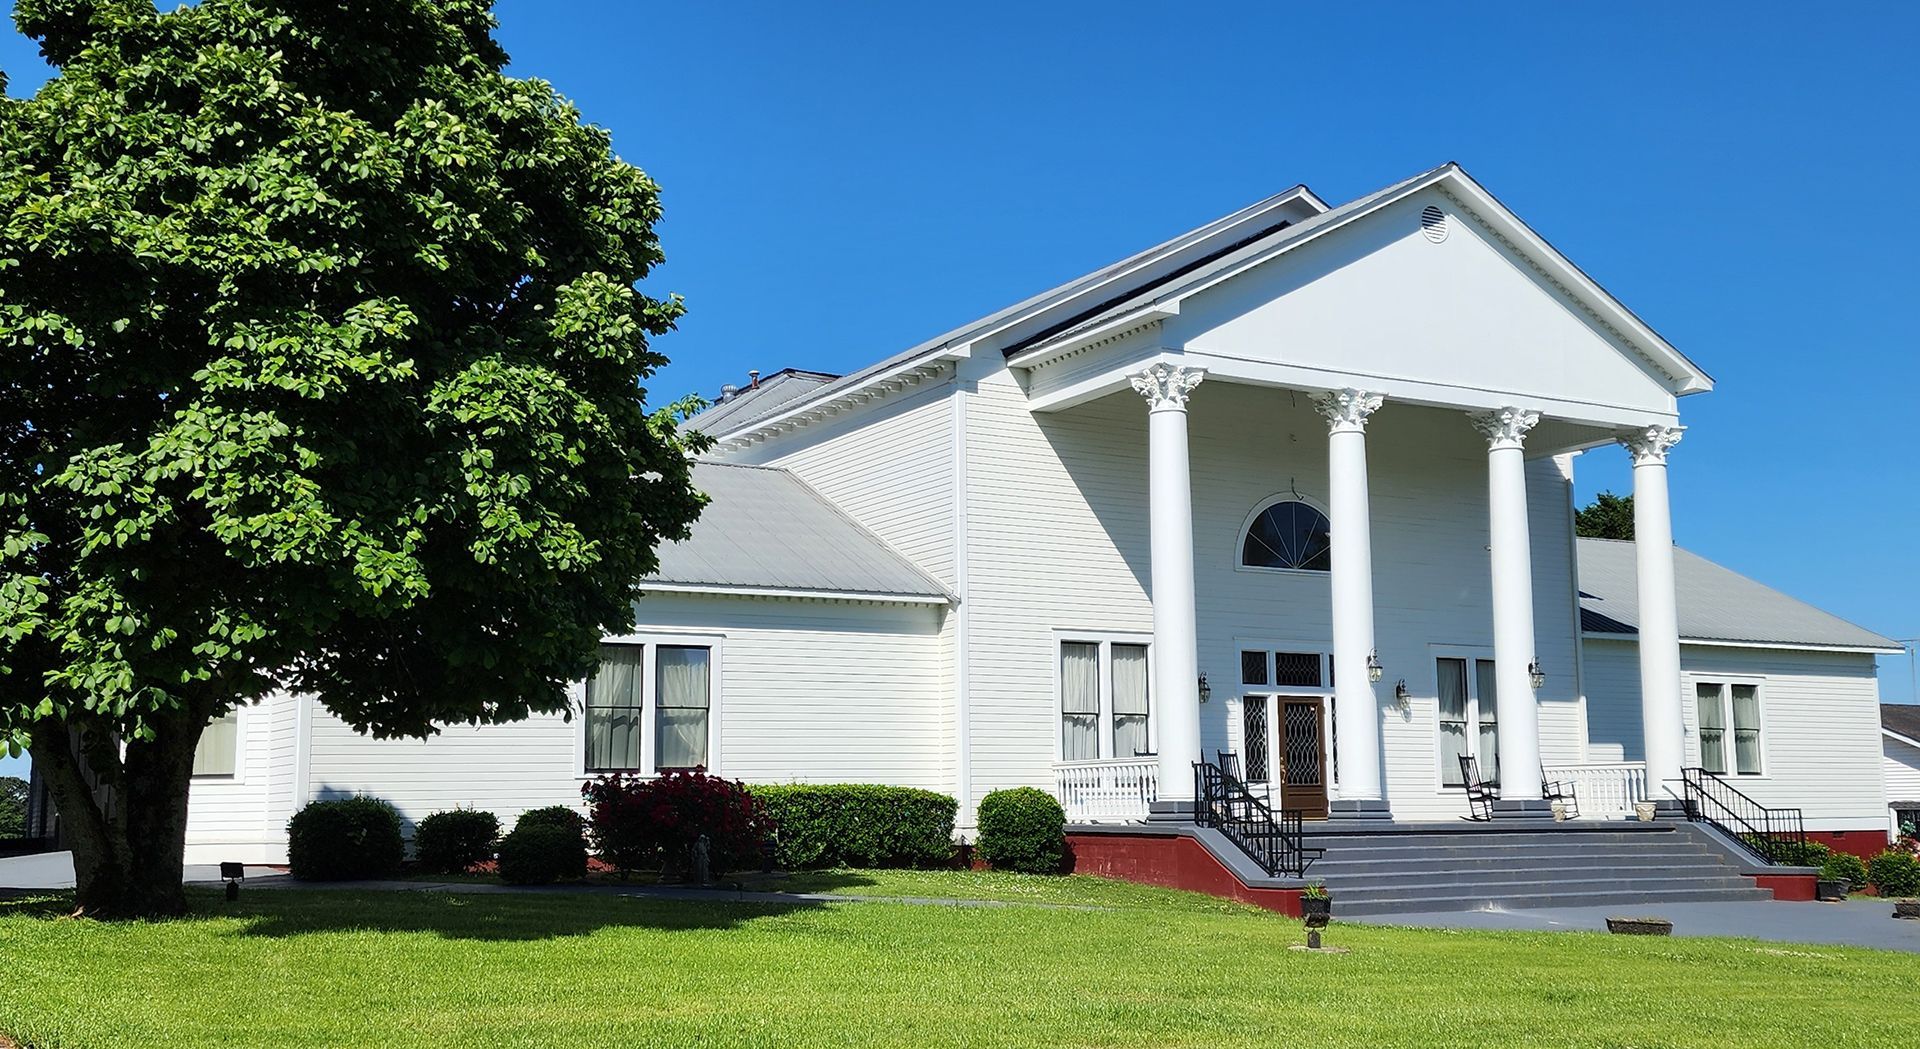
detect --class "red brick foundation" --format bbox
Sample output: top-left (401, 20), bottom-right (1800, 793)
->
top-left (1065, 831), bottom-right (1304, 915)
top-left (1750, 872), bottom-right (1818, 901)
top-left (1804, 830), bottom-right (1891, 861)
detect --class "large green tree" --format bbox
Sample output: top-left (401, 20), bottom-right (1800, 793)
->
top-left (0, 0), bottom-right (706, 916)
top-left (1575, 491), bottom-right (1635, 541)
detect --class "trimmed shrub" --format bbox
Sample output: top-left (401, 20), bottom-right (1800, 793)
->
top-left (976, 787), bottom-right (1067, 874)
top-left (497, 824), bottom-right (588, 885)
top-left (1869, 850), bottom-right (1920, 897)
top-left (1774, 838), bottom-right (1831, 868)
top-left (287, 796), bottom-right (404, 881)
top-left (514, 805), bottom-right (586, 837)
top-left (583, 770), bottom-right (771, 877)
top-left (412, 809), bottom-right (500, 874)
top-left (1821, 852), bottom-right (1868, 892)
top-left (752, 784), bottom-right (957, 870)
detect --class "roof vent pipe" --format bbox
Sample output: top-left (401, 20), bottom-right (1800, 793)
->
top-left (748, 369), bottom-right (761, 389)
top-left (719, 383), bottom-right (738, 402)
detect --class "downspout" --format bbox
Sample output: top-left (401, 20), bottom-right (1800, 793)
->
top-left (950, 374), bottom-right (974, 832)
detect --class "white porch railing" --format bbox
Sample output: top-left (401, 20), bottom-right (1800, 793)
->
top-left (1542, 761), bottom-right (1650, 820)
top-left (1054, 758), bottom-right (1159, 823)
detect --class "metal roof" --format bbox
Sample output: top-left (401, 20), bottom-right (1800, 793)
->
top-left (642, 462), bottom-right (951, 602)
top-left (1884, 705), bottom-right (1920, 746)
top-left (689, 369), bottom-right (839, 434)
top-left (1577, 538), bottom-right (1899, 652)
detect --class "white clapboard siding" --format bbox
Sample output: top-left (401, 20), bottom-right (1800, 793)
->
top-left (961, 370), bottom-right (1585, 822)
top-left (182, 699), bottom-right (278, 864)
top-left (1884, 737), bottom-right (1920, 837)
top-left (1583, 637), bottom-right (1888, 829)
top-left (293, 592), bottom-right (948, 841)
top-left (739, 381), bottom-right (958, 588)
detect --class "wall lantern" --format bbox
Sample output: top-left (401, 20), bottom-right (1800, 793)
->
top-left (1393, 679), bottom-right (1411, 704)
top-left (1197, 673), bottom-right (1212, 703)
top-left (1528, 659), bottom-right (1546, 691)
top-left (1366, 651), bottom-right (1384, 684)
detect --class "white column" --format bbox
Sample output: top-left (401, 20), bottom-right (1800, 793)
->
top-left (1132, 363), bottom-right (1206, 806)
top-left (1314, 389), bottom-right (1386, 806)
top-left (1625, 424), bottom-right (1686, 801)
top-left (1471, 407), bottom-right (1544, 803)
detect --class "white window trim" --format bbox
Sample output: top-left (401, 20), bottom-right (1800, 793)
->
top-left (1232, 493), bottom-right (1336, 578)
top-left (1687, 673), bottom-right (1767, 779)
top-left (1430, 645), bottom-right (1497, 793)
top-left (191, 703), bottom-right (249, 785)
top-left (573, 630), bottom-right (725, 779)
top-left (1051, 629), bottom-right (1155, 763)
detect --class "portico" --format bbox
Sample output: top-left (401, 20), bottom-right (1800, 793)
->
top-left (1014, 165), bottom-right (1714, 824)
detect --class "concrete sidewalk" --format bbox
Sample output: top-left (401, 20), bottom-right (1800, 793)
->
top-left (1348, 896), bottom-right (1920, 953)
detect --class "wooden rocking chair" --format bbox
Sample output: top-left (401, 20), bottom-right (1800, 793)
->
top-left (1457, 754), bottom-right (1498, 821)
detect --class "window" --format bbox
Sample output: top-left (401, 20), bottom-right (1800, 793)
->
top-left (1438, 657), bottom-right (1499, 786)
top-left (584, 642), bottom-right (715, 774)
top-left (1696, 681), bottom-right (1762, 776)
top-left (1057, 638), bottom-right (1152, 760)
top-left (1895, 806), bottom-right (1920, 840)
top-left (193, 710), bottom-right (239, 778)
top-left (1241, 500), bottom-right (1332, 572)
top-left (586, 646), bottom-right (645, 772)
top-left (656, 646), bottom-right (712, 770)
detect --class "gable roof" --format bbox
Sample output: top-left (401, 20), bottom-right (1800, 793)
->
top-left (695, 183), bottom-right (1330, 440)
top-left (691, 369), bottom-right (839, 433)
top-left (1885, 705), bottom-right (1920, 749)
top-left (706, 164), bottom-right (1714, 443)
top-left (1577, 537), bottom-right (1899, 652)
top-left (641, 462), bottom-right (950, 603)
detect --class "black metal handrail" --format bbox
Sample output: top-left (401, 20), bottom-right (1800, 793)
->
top-left (1680, 766), bottom-right (1807, 866)
top-left (1193, 761), bottom-right (1316, 877)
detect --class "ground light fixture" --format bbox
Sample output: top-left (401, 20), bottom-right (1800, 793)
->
top-left (220, 861), bottom-right (245, 901)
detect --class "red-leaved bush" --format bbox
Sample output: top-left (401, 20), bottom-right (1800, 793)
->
top-left (581, 770), bottom-right (772, 878)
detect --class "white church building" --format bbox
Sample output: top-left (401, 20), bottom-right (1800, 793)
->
top-left (152, 164), bottom-right (1899, 880)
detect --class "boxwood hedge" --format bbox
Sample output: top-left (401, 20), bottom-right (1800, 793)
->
top-left (752, 784), bottom-right (957, 870)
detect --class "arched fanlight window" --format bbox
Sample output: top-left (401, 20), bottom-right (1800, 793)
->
top-left (1241, 500), bottom-right (1331, 572)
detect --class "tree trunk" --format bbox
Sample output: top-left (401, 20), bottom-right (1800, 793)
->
top-left (31, 704), bottom-right (207, 918)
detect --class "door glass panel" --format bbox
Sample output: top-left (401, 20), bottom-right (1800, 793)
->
top-left (1242, 697), bottom-right (1269, 782)
top-left (1283, 702), bottom-right (1323, 787)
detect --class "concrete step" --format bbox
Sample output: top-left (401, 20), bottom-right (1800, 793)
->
top-left (1307, 850), bottom-right (1726, 877)
top-left (1329, 873), bottom-right (1759, 902)
top-left (1306, 844), bottom-right (1722, 866)
top-left (1322, 866), bottom-right (1751, 891)
top-left (1303, 830), bottom-right (1686, 851)
top-left (1335, 884), bottom-right (1774, 916)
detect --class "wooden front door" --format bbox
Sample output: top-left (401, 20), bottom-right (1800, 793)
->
top-left (1277, 698), bottom-right (1330, 819)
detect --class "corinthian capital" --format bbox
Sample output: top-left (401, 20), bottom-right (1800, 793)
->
top-left (1623, 424), bottom-right (1685, 466)
top-left (1470, 406), bottom-right (1542, 451)
top-left (1312, 388), bottom-right (1385, 434)
top-left (1130, 363), bottom-right (1206, 412)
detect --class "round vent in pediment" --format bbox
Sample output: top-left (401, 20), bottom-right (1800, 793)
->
top-left (1420, 204), bottom-right (1449, 243)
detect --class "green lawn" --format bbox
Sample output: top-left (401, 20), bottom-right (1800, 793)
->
top-left (2, 873), bottom-right (1916, 1048)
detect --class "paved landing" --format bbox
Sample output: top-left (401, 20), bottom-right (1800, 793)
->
top-left (1347, 896), bottom-right (1920, 953)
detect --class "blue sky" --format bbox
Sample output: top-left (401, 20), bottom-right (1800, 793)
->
top-left (2, 2), bottom-right (1916, 775)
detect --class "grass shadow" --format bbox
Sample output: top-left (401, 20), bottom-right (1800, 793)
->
top-left (2, 887), bottom-right (829, 942)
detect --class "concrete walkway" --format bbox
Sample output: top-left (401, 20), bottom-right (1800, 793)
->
top-left (1348, 896), bottom-right (1920, 953)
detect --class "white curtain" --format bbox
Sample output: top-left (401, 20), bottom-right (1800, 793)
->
top-left (1111, 644), bottom-right (1150, 759)
top-left (586, 646), bottom-right (645, 771)
top-left (1475, 659), bottom-right (1500, 785)
top-left (1061, 642), bottom-right (1100, 761)
top-left (1730, 684), bottom-right (1761, 774)
top-left (1437, 658), bottom-right (1468, 786)
top-left (193, 711), bottom-right (239, 777)
top-left (1697, 683), bottom-right (1727, 775)
top-left (656, 646), bottom-right (711, 769)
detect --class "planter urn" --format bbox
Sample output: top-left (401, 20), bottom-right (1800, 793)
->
top-left (1606, 916), bottom-right (1673, 935)
top-left (1633, 801), bottom-right (1658, 823)
top-left (1816, 879), bottom-right (1849, 902)
top-left (1301, 896), bottom-right (1332, 929)
top-left (1894, 899), bottom-right (1920, 920)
